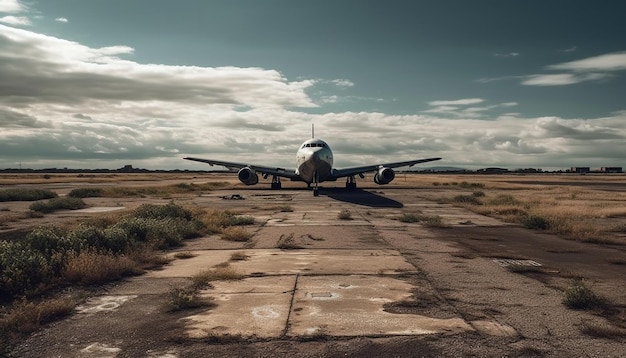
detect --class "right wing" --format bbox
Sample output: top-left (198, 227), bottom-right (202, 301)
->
top-left (183, 157), bottom-right (301, 180)
top-left (331, 157), bottom-right (442, 179)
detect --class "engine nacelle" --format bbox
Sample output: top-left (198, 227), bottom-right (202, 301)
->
top-left (374, 167), bottom-right (395, 185)
top-left (237, 167), bottom-right (259, 185)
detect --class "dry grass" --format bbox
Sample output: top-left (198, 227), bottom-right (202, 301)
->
top-left (190, 267), bottom-right (244, 289)
top-left (277, 233), bottom-right (303, 249)
top-left (229, 252), bottom-right (249, 261)
top-left (337, 209), bottom-right (353, 220)
top-left (62, 251), bottom-right (142, 285)
top-left (0, 296), bottom-right (76, 348)
top-left (428, 174), bottom-right (626, 245)
top-left (220, 227), bottom-right (253, 242)
top-left (174, 251), bottom-right (196, 259)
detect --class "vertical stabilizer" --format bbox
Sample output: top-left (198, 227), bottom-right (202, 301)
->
top-left (312, 123), bottom-right (315, 138)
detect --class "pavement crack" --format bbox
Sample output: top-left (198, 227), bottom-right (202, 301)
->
top-left (281, 273), bottom-right (299, 338)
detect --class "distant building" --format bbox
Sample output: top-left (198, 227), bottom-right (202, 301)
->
top-left (477, 167), bottom-right (509, 174)
top-left (119, 165), bottom-right (134, 172)
top-left (570, 167), bottom-right (590, 173)
top-left (601, 167), bottom-right (623, 173)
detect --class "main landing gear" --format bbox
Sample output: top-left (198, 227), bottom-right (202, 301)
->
top-left (312, 172), bottom-right (320, 196)
top-left (270, 175), bottom-right (281, 189)
top-left (346, 175), bottom-right (357, 190)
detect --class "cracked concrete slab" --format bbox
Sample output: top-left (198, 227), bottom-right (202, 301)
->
top-left (185, 276), bottom-right (295, 338)
top-left (289, 275), bottom-right (472, 337)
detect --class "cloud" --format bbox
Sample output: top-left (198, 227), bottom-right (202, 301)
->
top-left (0, 25), bottom-right (316, 108)
top-left (331, 79), bottom-right (354, 88)
top-left (522, 51), bottom-right (626, 86)
top-left (521, 73), bottom-right (612, 86)
top-left (424, 100), bottom-right (517, 119)
top-left (55, 17), bottom-right (68, 23)
top-left (0, 15), bottom-right (29, 25)
top-left (0, 0), bottom-right (25, 13)
top-left (428, 98), bottom-right (484, 106)
top-left (548, 51), bottom-right (626, 72)
top-left (0, 22), bottom-right (624, 171)
top-left (493, 52), bottom-right (520, 57)
top-left (562, 46), bottom-right (577, 53)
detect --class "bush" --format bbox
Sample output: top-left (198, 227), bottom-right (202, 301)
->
top-left (453, 195), bottom-right (481, 205)
top-left (488, 194), bottom-right (520, 206)
top-left (459, 181), bottom-right (485, 189)
top-left (29, 197), bottom-right (86, 213)
top-left (399, 213), bottom-right (420, 223)
top-left (67, 188), bottom-right (103, 198)
top-left (223, 215), bottom-right (255, 226)
top-left (221, 227), bottom-right (253, 242)
top-left (337, 209), bottom-right (353, 220)
top-left (277, 233), bottom-right (303, 249)
top-left (0, 241), bottom-right (54, 299)
top-left (133, 202), bottom-right (193, 221)
top-left (166, 285), bottom-right (212, 311)
top-left (0, 189), bottom-right (57, 202)
top-left (2, 202), bottom-right (206, 301)
top-left (521, 215), bottom-right (550, 230)
top-left (562, 279), bottom-right (601, 310)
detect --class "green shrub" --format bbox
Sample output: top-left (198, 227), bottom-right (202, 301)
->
top-left (563, 280), bottom-right (601, 310)
top-left (1, 202), bottom-right (205, 301)
top-left (29, 197), bottom-right (86, 213)
top-left (522, 215), bottom-right (550, 230)
top-left (0, 189), bottom-right (57, 202)
top-left (133, 202), bottom-right (193, 220)
top-left (67, 188), bottom-right (103, 198)
top-left (0, 241), bottom-right (53, 298)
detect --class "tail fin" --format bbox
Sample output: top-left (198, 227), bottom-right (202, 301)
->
top-left (312, 123), bottom-right (315, 138)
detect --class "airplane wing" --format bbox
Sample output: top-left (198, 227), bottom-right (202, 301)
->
top-left (331, 157), bottom-right (442, 179)
top-left (183, 157), bottom-right (301, 180)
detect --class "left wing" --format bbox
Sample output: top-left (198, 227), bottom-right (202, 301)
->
top-left (183, 157), bottom-right (301, 180)
top-left (331, 157), bottom-right (442, 179)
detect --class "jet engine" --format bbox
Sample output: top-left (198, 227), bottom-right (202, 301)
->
top-left (374, 167), bottom-right (395, 185)
top-left (237, 167), bottom-right (259, 185)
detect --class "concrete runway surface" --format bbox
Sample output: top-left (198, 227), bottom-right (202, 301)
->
top-left (7, 183), bottom-right (626, 357)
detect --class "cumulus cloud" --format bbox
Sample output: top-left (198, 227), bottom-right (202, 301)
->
top-left (0, 25), bottom-right (316, 108)
top-left (0, 22), bottom-right (624, 171)
top-left (0, 0), bottom-right (25, 13)
top-left (55, 17), bottom-right (68, 23)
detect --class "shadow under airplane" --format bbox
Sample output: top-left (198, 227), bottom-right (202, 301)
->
top-left (321, 188), bottom-right (403, 208)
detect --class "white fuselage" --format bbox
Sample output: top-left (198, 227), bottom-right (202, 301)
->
top-left (295, 138), bottom-right (334, 184)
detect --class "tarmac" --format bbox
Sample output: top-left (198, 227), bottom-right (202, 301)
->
top-left (9, 184), bottom-right (626, 357)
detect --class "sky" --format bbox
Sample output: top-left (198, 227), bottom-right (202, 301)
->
top-left (1, 0), bottom-right (626, 171)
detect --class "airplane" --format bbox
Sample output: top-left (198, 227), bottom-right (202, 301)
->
top-left (184, 129), bottom-right (441, 196)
